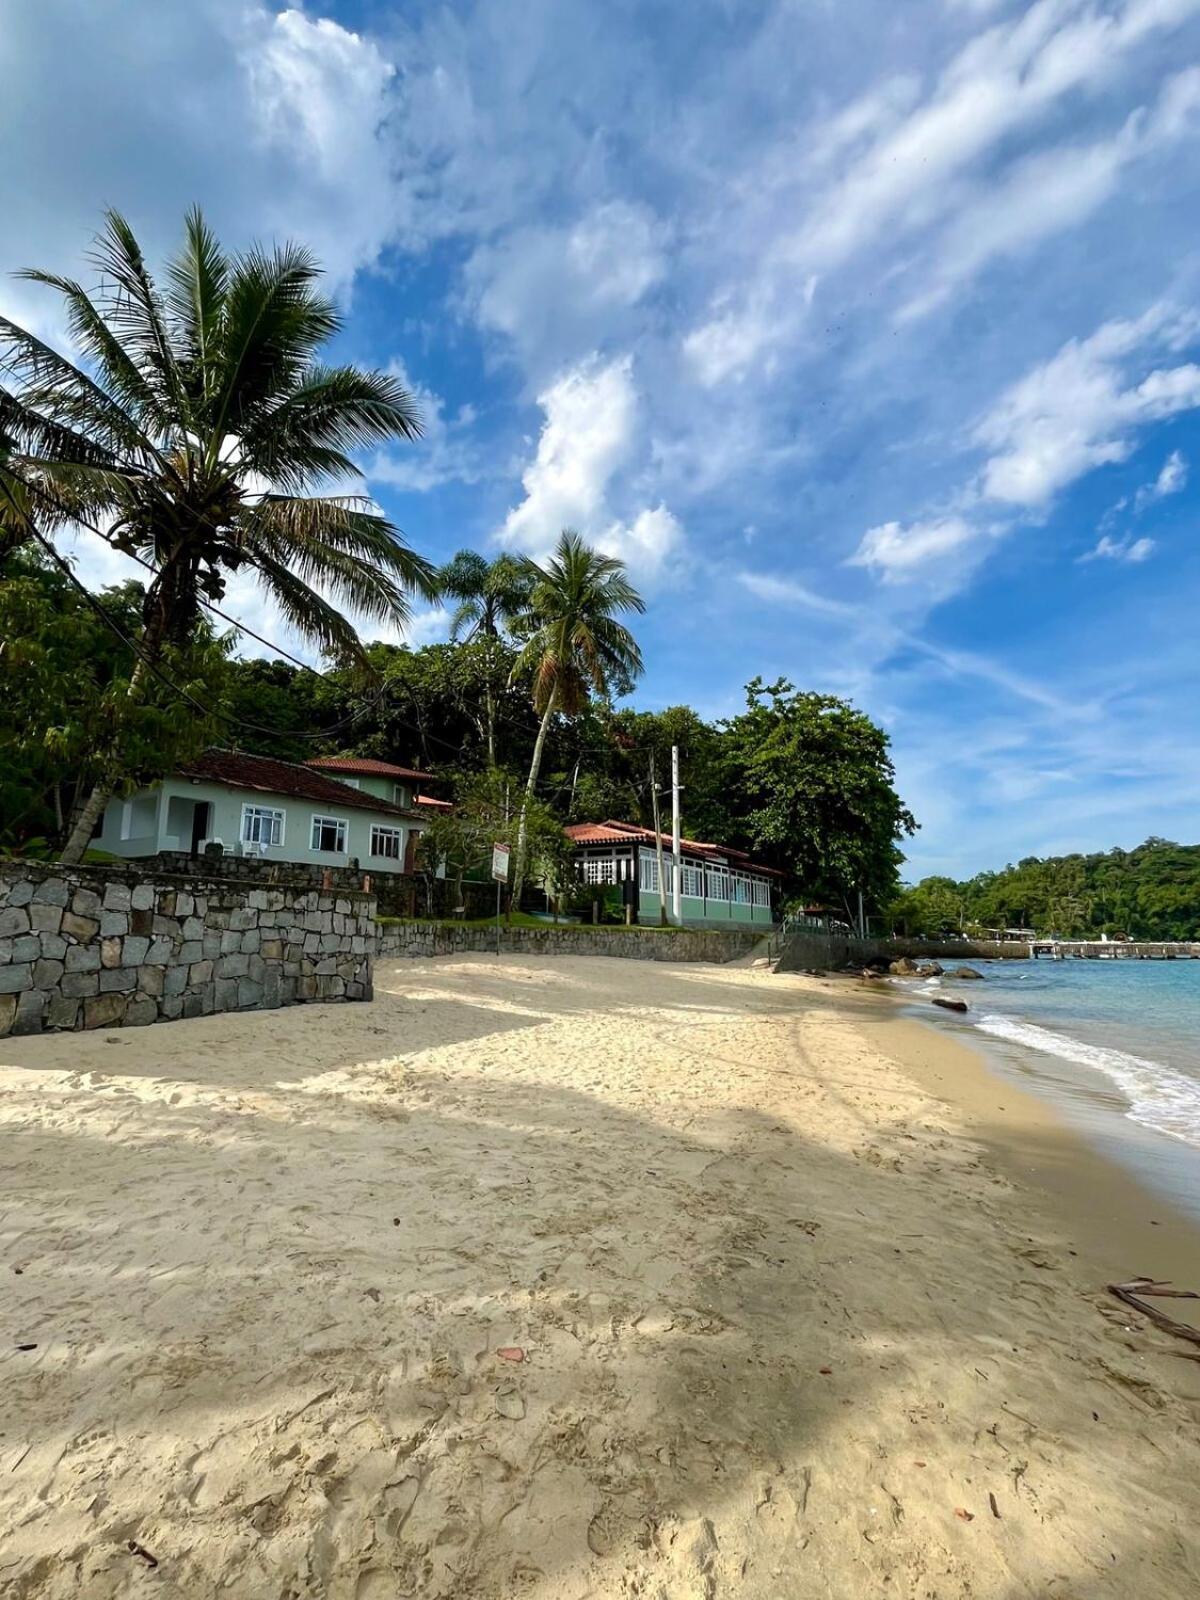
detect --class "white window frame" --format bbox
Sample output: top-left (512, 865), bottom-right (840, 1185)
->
top-left (584, 856), bottom-right (617, 885)
top-left (393, 782), bottom-right (409, 806)
top-left (681, 863), bottom-right (704, 898)
top-left (371, 823), bottom-right (404, 860)
top-left (752, 876), bottom-right (770, 907)
top-left (732, 871), bottom-right (752, 904)
top-left (310, 814), bottom-right (348, 853)
top-left (706, 864), bottom-right (729, 901)
top-left (640, 849), bottom-right (660, 894)
top-left (242, 803), bottom-right (285, 848)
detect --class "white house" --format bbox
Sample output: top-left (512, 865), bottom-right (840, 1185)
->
top-left (94, 749), bottom-right (435, 873)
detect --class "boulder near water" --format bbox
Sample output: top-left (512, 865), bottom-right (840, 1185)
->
top-left (949, 966), bottom-right (984, 980)
top-left (889, 957), bottom-right (919, 976)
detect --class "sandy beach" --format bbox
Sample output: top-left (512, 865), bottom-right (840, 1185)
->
top-left (3, 954), bottom-right (1199, 1599)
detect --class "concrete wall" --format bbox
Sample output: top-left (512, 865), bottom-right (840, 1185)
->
top-left (96, 777), bottom-right (423, 871)
top-left (0, 861), bottom-right (374, 1037)
top-left (378, 920), bottom-right (763, 964)
top-left (775, 931), bottom-right (1031, 973)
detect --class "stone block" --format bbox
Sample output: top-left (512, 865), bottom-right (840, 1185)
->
top-left (297, 975), bottom-right (317, 999)
top-left (161, 996), bottom-right (184, 1020)
top-left (183, 987), bottom-right (213, 1018)
top-left (101, 936), bottom-right (123, 969)
top-left (219, 929), bottom-right (241, 955)
top-left (103, 883), bottom-right (132, 912)
top-left (280, 977), bottom-right (297, 1003)
top-left (30, 903), bottom-right (63, 935)
top-left (130, 885), bottom-right (155, 912)
top-left (237, 978), bottom-right (264, 1007)
top-left (202, 933), bottom-right (222, 959)
top-left (72, 887), bottom-right (103, 918)
top-left (216, 952), bottom-right (249, 979)
top-left (163, 966), bottom-right (189, 997)
top-left (13, 990), bottom-right (45, 1034)
top-left (229, 907), bottom-right (258, 931)
top-left (99, 967), bottom-right (137, 993)
top-left (315, 957), bottom-right (337, 976)
top-left (214, 976), bottom-right (240, 1011)
top-left (181, 917), bottom-right (205, 940)
top-left (47, 995), bottom-right (81, 1030)
top-left (100, 910), bottom-right (130, 937)
top-left (41, 934), bottom-right (67, 960)
top-left (260, 938), bottom-right (282, 960)
top-left (0, 993), bottom-right (16, 1035)
top-left (122, 936), bottom-right (150, 965)
top-left (130, 908), bottom-right (153, 936)
top-left (263, 970), bottom-right (281, 1007)
top-left (32, 958), bottom-right (64, 987)
top-left (241, 929), bottom-right (260, 954)
top-left (62, 971), bottom-right (99, 998)
top-left (248, 889), bottom-right (270, 911)
top-left (13, 935), bottom-right (40, 962)
top-left (176, 892), bottom-right (194, 918)
top-left (0, 938), bottom-right (10, 964)
top-left (137, 966), bottom-right (164, 998)
top-left (84, 992), bottom-right (127, 1028)
top-left (125, 998), bottom-right (158, 1027)
top-left (178, 941), bottom-right (202, 963)
top-left (62, 911), bottom-right (99, 943)
top-left (6, 880), bottom-right (34, 907)
top-left (247, 954), bottom-right (266, 983)
top-left (32, 877), bottom-right (69, 907)
top-left (188, 960), bottom-right (214, 985)
top-left (0, 907), bottom-right (31, 937)
top-left (0, 963), bottom-right (33, 994)
top-left (152, 916), bottom-right (180, 940)
top-left (65, 944), bottom-right (101, 973)
top-left (146, 938), bottom-right (173, 964)
top-left (156, 891), bottom-right (177, 917)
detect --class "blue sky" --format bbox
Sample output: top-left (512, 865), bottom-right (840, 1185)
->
top-left (5, 0), bottom-right (1200, 878)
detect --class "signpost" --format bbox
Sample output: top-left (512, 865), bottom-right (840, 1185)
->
top-left (491, 842), bottom-right (510, 956)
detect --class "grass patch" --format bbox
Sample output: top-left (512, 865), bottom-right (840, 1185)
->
top-left (377, 914), bottom-right (731, 934)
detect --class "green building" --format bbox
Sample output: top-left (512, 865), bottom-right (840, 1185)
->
top-left (565, 821), bottom-right (779, 928)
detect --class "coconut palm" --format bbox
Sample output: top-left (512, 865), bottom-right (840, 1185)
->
top-left (508, 531), bottom-right (644, 907)
top-left (439, 549), bottom-right (532, 764)
top-left (0, 208), bottom-right (437, 862)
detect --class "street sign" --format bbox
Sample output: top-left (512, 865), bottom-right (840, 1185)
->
top-left (491, 842), bottom-right (511, 883)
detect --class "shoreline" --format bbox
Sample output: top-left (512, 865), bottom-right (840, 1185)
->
top-left (847, 983), bottom-right (1200, 1308)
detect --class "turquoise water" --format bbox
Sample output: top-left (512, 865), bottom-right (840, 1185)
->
top-left (911, 956), bottom-right (1200, 1215)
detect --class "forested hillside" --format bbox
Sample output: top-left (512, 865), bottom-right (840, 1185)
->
top-left (893, 840), bottom-right (1200, 940)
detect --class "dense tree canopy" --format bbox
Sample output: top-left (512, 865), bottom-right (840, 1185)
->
top-left (891, 840), bottom-right (1200, 940)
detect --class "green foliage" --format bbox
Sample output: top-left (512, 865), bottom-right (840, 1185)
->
top-left (892, 839), bottom-right (1200, 940)
top-left (417, 769), bottom-right (575, 899)
top-left (0, 550), bottom-right (227, 848)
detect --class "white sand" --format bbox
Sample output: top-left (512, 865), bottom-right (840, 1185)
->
top-left (2, 954), bottom-right (1198, 1597)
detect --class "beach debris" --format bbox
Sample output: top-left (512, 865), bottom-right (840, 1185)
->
top-left (989, 1492), bottom-right (1001, 1519)
top-left (497, 1346), bottom-right (525, 1362)
top-left (1107, 1279), bottom-right (1200, 1357)
top-left (15, 1343), bottom-right (37, 1352)
top-left (932, 997), bottom-right (968, 1013)
top-left (954, 1507), bottom-right (975, 1522)
top-left (818, 1366), bottom-right (833, 1375)
top-left (127, 1540), bottom-right (159, 1570)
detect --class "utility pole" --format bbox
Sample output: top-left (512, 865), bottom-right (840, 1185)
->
top-left (857, 887), bottom-right (865, 940)
top-left (671, 745), bottom-right (682, 925)
top-left (649, 753), bottom-right (668, 927)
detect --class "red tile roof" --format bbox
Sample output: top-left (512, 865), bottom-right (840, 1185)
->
top-left (564, 820), bottom-right (783, 876)
top-left (179, 749), bottom-right (423, 819)
top-left (306, 756), bottom-right (432, 782)
top-left (415, 794), bottom-right (453, 810)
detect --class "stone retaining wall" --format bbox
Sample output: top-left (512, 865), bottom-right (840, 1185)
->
top-left (378, 920), bottom-right (762, 964)
top-left (0, 861), bottom-right (374, 1037)
top-left (775, 931), bottom-right (1030, 973)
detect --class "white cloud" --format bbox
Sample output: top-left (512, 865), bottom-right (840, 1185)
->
top-left (1080, 533), bottom-right (1157, 562)
top-left (497, 354), bottom-right (683, 579)
top-left (849, 516), bottom-right (977, 581)
top-left (1133, 446), bottom-right (1188, 509)
top-left (975, 307), bottom-right (1200, 507)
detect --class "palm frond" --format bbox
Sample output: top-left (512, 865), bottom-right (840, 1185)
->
top-left (86, 210), bottom-right (188, 424)
top-left (242, 548), bottom-right (373, 663)
top-left (164, 206), bottom-right (230, 406)
top-left (245, 495), bottom-right (439, 600)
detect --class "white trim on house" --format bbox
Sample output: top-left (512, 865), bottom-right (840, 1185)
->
top-left (310, 814), bottom-right (348, 853)
top-left (242, 803), bottom-right (285, 848)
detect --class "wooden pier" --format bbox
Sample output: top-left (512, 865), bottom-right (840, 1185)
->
top-left (1029, 940), bottom-right (1200, 960)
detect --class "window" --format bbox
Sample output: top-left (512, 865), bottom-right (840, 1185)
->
top-left (583, 856), bottom-right (616, 885)
top-left (310, 815), bottom-right (348, 853)
top-left (752, 876), bottom-right (770, 907)
top-left (706, 865), bottom-right (729, 901)
top-left (640, 850), bottom-right (659, 894)
top-left (393, 782), bottom-right (410, 806)
top-left (242, 805), bottom-right (284, 848)
top-left (732, 872), bottom-right (752, 904)
top-left (371, 824), bottom-right (403, 860)
top-left (681, 863), bottom-right (704, 898)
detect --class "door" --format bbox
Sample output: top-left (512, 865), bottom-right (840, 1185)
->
top-left (190, 801), bottom-right (212, 856)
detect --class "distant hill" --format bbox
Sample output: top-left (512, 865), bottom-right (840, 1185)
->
top-left (892, 839), bottom-right (1200, 941)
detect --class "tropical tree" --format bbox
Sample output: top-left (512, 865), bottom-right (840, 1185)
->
top-left (508, 531), bottom-right (644, 907)
top-left (438, 549), bottom-right (532, 764)
top-left (0, 207), bottom-right (437, 862)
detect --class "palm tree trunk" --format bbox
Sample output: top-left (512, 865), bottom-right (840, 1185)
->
top-left (59, 622), bottom-right (160, 864)
top-left (510, 690), bottom-right (556, 911)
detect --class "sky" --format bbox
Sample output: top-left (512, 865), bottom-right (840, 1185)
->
top-left (4, 0), bottom-right (1200, 879)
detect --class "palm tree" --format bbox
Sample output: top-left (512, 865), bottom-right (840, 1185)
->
top-left (439, 549), bottom-right (532, 764)
top-left (508, 531), bottom-right (644, 908)
top-left (0, 209), bottom-right (437, 862)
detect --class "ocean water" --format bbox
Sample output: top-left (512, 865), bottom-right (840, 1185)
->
top-left (910, 956), bottom-right (1200, 1214)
